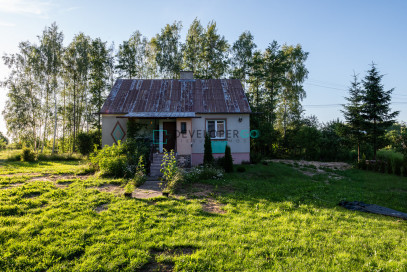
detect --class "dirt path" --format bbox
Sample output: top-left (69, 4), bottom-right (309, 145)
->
top-left (269, 159), bottom-right (351, 170)
top-left (270, 159), bottom-right (351, 184)
top-left (132, 180), bottom-right (163, 199)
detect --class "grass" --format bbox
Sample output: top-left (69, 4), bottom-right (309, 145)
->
top-left (0, 151), bottom-right (406, 271)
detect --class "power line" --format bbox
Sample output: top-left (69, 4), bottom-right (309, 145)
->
top-left (303, 102), bottom-right (407, 108)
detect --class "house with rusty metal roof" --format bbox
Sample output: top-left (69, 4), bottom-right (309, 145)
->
top-left (100, 71), bottom-right (251, 171)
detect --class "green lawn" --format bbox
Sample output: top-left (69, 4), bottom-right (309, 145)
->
top-left (0, 153), bottom-right (406, 271)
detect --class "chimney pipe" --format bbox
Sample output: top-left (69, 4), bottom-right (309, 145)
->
top-left (180, 71), bottom-right (194, 79)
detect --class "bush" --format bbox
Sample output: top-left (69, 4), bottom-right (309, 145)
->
top-left (90, 141), bottom-right (127, 177)
top-left (184, 166), bottom-right (224, 183)
top-left (214, 156), bottom-right (225, 168)
top-left (37, 153), bottom-right (81, 161)
top-left (20, 147), bottom-right (37, 162)
top-left (250, 152), bottom-right (262, 164)
top-left (160, 149), bottom-right (183, 193)
top-left (402, 158), bottom-right (407, 177)
top-left (392, 157), bottom-right (403, 176)
top-left (76, 132), bottom-right (94, 156)
top-left (237, 166), bottom-right (246, 172)
top-left (224, 145), bottom-right (233, 173)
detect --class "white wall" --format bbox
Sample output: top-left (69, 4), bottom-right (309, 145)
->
top-left (101, 115), bottom-right (128, 147)
top-left (191, 114), bottom-right (250, 154)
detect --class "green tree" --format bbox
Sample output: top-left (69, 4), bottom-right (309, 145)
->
top-left (38, 22), bottom-right (64, 153)
top-left (183, 18), bottom-right (204, 74)
top-left (2, 41), bottom-right (41, 149)
top-left (277, 44), bottom-right (308, 136)
top-left (361, 63), bottom-right (399, 160)
top-left (199, 21), bottom-right (229, 79)
top-left (203, 133), bottom-right (214, 165)
top-left (63, 33), bottom-right (91, 152)
top-left (152, 21), bottom-right (183, 78)
top-left (231, 31), bottom-right (257, 82)
top-left (342, 73), bottom-right (365, 161)
top-left (116, 31), bottom-right (147, 78)
top-left (224, 145), bottom-right (234, 172)
top-left (89, 38), bottom-right (110, 130)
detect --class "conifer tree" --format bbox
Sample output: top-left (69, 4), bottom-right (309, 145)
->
top-left (203, 132), bottom-right (213, 166)
top-left (342, 73), bottom-right (364, 161)
top-left (361, 63), bottom-right (399, 160)
top-left (224, 145), bottom-right (234, 172)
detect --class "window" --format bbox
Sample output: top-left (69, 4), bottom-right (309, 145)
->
top-left (180, 122), bottom-right (187, 134)
top-left (206, 120), bottom-right (225, 139)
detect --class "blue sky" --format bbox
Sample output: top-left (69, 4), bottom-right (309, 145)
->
top-left (0, 0), bottom-right (406, 136)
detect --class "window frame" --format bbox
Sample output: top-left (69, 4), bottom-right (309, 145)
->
top-left (206, 119), bottom-right (227, 140)
top-left (180, 122), bottom-right (187, 134)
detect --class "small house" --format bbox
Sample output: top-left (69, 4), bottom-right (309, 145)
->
top-left (100, 71), bottom-right (251, 168)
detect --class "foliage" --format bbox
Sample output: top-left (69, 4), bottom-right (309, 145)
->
top-left (151, 21), bottom-right (183, 78)
top-left (236, 165), bottom-right (246, 172)
top-left (90, 141), bottom-right (127, 177)
top-left (361, 63), bottom-right (399, 159)
top-left (76, 132), bottom-right (94, 156)
top-left (342, 73), bottom-right (365, 161)
top-left (223, 145), bottom-right (234, 172)
top-left (20, 147), bottom-right (37, 162)
top-left (0, 132), bottom-right (8, 149)
top-left (203, 132), bottom-right (213, 166)
top-left (184, 165), bottom-right (224, 183)
top-left (160, 149), bottom-right (181, 193)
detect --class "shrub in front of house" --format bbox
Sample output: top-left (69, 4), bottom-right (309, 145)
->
top-left (224, 145), bottom-right (234, 173)
top-left (237, 166), bottom-right (246, 172)
top-left (90, 141), bottom-right (127, 177)
top-left (184, 166), bottom-right (224, 183)
top-left (203, 132), bottom-right (214, 166)
top-left (76, 132), bottom-right (94, 156)
top-left (160, 149), bottom-right (184, 193)
top-left (20, 147), bottom-right (37, 162)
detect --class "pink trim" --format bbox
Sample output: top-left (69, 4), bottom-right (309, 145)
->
top-left (191, 153), bottom-right (250, 166)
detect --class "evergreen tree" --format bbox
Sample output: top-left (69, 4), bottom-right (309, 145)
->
top-left (361, 63), bottom-right (399, 160)
top-left (203, 132), bottom-right (213, 165)
top-left (224, 145), bottom-right (234, 172)
top-left (342, 73), bottom-right (365, 161)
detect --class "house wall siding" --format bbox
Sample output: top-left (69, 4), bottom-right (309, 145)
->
top-left (191, 113), bottom-right (250, 165)
top-left (102, 114), bottom-right (128, 147)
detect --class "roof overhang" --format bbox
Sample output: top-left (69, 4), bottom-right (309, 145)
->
top-left (118, 112), bottom-right (197, 118)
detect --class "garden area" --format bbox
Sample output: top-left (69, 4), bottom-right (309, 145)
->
top-left (0, 148), bottom-right (406, 271)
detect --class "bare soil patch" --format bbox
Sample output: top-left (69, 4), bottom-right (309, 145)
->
top-left (177, 183), bottom-right (229, 214)
top-left (270, 159), bottom-right (351, 171)
top-left (140, 246), bottom-right (196, 272)
top-left (91, 184), bottom-right (124, 196)
top-left (270, 159), bottom-right (349, 183)
top-left (94, 203), bottom-right (108, 213)
top-left (201, 198), bottom-right (226, 214)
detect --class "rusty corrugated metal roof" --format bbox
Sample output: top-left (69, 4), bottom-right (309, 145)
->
top-left (100, 79), bottom-right (251, 114)
top-left (120, 112), bottom-right (196, 118)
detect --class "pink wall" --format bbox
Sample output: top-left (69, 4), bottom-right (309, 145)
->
top-left (191, 153), bottom-right (250, 166)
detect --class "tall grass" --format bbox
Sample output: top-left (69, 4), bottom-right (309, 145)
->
top-left (377, 149), bottom-right (406, 176)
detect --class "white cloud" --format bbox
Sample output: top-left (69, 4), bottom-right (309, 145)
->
top-left (0, 0), bottom-right (54, 17)
top-left (0, 21), bottom-right (15, 27)
top-left (65, 6), bottom-right (80, 12)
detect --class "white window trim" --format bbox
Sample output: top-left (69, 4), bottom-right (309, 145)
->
top-left (206, 120), bottom-right (226, 139)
